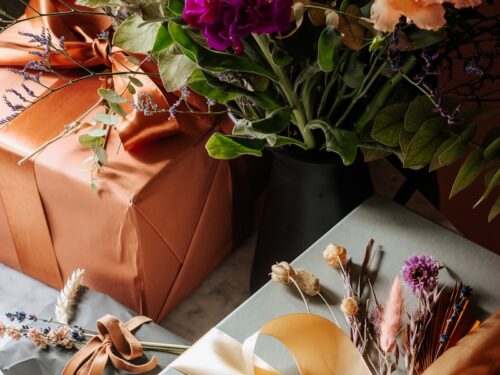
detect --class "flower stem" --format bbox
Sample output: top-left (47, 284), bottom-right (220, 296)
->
top-left (252, 34), bottom-right (315, 149)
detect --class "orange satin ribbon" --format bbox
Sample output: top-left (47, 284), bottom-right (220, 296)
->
top-left (0, 0), bottom-right (209, 288)
top-left (170, 313), bottom-right (372, 375)
top-left (62, 314), bottom-right (158, 375)
top-left (422, 310), bottom-right (500, 375)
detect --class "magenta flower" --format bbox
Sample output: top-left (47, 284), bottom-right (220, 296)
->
top-left (183, 0), bottom-right (292, 53)
top-left (401, 255), bottom-right (440, 294)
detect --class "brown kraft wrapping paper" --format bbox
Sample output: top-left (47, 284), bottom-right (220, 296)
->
top-left (0, 0), bottom-right (234, 322)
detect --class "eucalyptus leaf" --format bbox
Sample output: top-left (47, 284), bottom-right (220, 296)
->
top-left (109, 102), bottom-right (127, 117)
top-left (75, 0), bottom-right (123, 7)
top-left (79, 134), bottom-right (105, 148)
top-left (405, 96), bottom-right (435, 132)
top-left (95, 146), bottom-right (108, 165)
top-left (205, 133), bottom-right (267, 159)
top-left (450, 148), bottom-right (488, 197)
top-left (88, 128), bottom-right (108, 137)
top-left (372, 102), bottom-right (409, 147)
top-left (95, 113), bottom-right (120, 125)
top-left (404, 117), bottom-right (446, 167)
top-left (98, 88), bottom-right (127, 104)
top-left (158, 51), bottom-right (198, 91)
top-left (317, 26), bottom-right (341, 72)
top-left (127, 84), bottom-right (136, 95)
top-left (113, 14), bottom-right (160, 53)
top-left (128, 76), bottom-right (144, 88)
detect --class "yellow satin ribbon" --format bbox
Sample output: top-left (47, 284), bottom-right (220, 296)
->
top-left (170, 313), bottom-right (371, 375)
top-left (62, 314), bottom-right (157, 375)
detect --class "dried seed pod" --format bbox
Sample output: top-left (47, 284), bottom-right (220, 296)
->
top-left (270, 261), bottom-right (295, 285)
top-left (323, 243), bottom-right (347, 269)
top-left (295, 268), bottom-right (320, 296)
top-left (341, 297), bottom-right (359, 317)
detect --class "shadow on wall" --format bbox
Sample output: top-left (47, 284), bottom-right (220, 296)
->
top-left (437, 1), bottom-right (500, 254)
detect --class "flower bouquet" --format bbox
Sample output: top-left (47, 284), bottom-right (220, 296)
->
top-left (1, 0), bottom-right (498, 218)
top-left (270, 240), bottom-right (484, 374)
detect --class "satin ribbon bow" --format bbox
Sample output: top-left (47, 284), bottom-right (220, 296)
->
top-left (0, 0), bottom-right (214, 150)
top-left (170, 313), bottom-right (372, 375)
top-left (62, 314), bottom-right (157, 375)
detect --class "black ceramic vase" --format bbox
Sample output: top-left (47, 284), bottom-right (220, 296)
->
top-left (250, 147), bottom-right (374, 291)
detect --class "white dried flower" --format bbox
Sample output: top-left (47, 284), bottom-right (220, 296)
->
top-left (270, 262), bottom-right (295, 285)
top-left (294, 269), bottom-right (320, 296)
top-left (341, 297), bottom-right (359, 317)
top-left (55, 268), bottom-right (85, 324)
top-left (323, 243), bottom-right (347, 269)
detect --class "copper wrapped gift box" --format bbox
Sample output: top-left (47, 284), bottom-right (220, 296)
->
top-left (0, 0), bottom-right (235, 321)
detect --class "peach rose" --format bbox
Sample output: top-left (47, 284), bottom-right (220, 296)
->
top-left (371, 0), bottom-right (482, 32)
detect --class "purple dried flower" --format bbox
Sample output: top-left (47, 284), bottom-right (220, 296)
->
top-left (183, 0), bottom-right (292, 53)
top-left (401, 255), bottom-right (440, 295)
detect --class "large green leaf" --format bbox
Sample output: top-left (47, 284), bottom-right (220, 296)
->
top-left (405, 96), bottom-right (435, 132)
top-left (307, 120), bottom-right (358, 165)
top-left (75, 0), bottom-right (123, 7)
top-left (404, 117), bottom-right (446, 167)
top-left (438, 123), bottom-right (476, 166)
top-left (343, 55), bottom-right (366, 89)
top-left (474, 169), bottom-right (500, 207)
top-left (450, 148), bottom-right (488, 197)
top-left (399, 128), bottom-right (414, 156)
top-left (113, 14), bottom-right (160, 54)
top-left (168, 23), bottom-right (277, 81)
top-left (205, 133), bottom-right (267, 159)
top-left (251, 107), bottom-right (292, 134)
top-left (409, 30), bottom-right (443, 50)
top-left (188, 70), bottom-right (280, 110)
top-left (429, 136), bottom-right (455, 172)
top-left (372, 102), bottom-right (409, 147)
top-left (484, 137), bottom-right (500, 160)
top-left (317, 26), bottom-right (342, 72)
top-left (152, 23), bottom-right (174, 53)
top-left (488, 196), bottom-right (500, 222)
top-left (158, 51), bottom-right (198, 91)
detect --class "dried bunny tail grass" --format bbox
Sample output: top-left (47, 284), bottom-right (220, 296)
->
top-left (380, 276), bottom-right (404, 353)
top-left (55, 268), bottom-right (85, 324)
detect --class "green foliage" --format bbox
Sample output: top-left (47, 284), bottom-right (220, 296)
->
top-left (205, 133), bottom-right (267, 159)
top-left (152, 24), bottom-right (174, 53)
top-left (168, 22), bottom-right (277, 81)
top-left (98, 88), bottom-right (127, 103)
top-left (404, 96), bottom-right (435, 132)
top-left (317, 26), bottom-right (342, 72)
top-left (158, 50), bottom-right (198, 91)
top-left (306, 120), bottom-right (358, 165)
top-left (113, 14), bottom-right (161, 54)
top-left (404, 117), bottom-right (446, 167)
top-left (75, 0), bottom-right (123, 7)
top-left (450, 149), bottom-right (489, 197)
top-left (372, 102), bottom-right (408, 147)
top-left (95, 113), bottom-right (120, 125)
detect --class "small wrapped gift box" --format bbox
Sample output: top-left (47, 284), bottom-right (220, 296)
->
top-left (0, 0), bottom-right (235, 321)
top-left (0, 289), bottom-right (190, 375)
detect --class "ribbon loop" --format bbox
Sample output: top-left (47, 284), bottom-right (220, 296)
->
top-left (62, 314), bottom-right (158, 375)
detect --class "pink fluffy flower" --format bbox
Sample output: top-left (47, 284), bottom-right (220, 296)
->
top-left (6, 327), bottom-right (21, 341)
top-left (380, 276), bottom-right (404, 352)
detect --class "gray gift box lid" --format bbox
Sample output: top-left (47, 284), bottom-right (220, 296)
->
top-left (0, 289), bottom-right (189, 375)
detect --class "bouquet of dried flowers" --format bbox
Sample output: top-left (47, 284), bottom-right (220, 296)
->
top-left (271, 240), bottom-right (477, 374)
